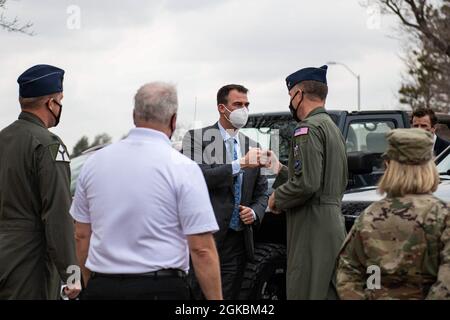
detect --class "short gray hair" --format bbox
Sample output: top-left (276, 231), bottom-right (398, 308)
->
top-left (134, 82), bottom-right (178, 124)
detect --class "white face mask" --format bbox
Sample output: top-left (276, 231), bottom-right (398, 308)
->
top-left (224, 106), bottom-right (249, 129)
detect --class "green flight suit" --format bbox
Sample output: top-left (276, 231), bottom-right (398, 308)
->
top-left (0, 111), bottom-right (77, 300)
top-left (273, 107), bottom-right (348, 300)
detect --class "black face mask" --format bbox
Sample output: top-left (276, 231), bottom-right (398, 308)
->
top-left (169, 114), bottom-right (176, 140)
top-left (289, 90), bottom-right (303, 122)
top-left (47, 99), bottom-right (62, 127)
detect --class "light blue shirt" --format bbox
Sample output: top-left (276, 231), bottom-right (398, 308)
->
top-left (218, 121), bottom-right (242, 175)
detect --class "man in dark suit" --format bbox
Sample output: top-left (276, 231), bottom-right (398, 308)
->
top-left (412, 107), bottom-right (450, 156)
top-left (182, 84), bottom-right (269, 300)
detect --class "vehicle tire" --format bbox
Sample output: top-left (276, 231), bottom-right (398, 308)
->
top-left (239, 243), bottom-right (286, 300)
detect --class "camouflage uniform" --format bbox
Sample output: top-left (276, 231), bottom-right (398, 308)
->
top-left (337, 193), bottom-right (450, 299)
top-left (338, 128), bottom-right (450, 300)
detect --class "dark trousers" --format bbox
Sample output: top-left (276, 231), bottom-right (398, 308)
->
top-left (81, 274), bottom-right (190, 300)
top-left (189, 229), bottom-right (246, 300)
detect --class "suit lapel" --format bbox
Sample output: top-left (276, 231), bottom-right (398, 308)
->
top-left (204, 122), bottom-right (228, 165)
top-left (208, 122), bottom-right (236, 194)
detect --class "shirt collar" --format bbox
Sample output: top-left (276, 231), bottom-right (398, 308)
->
top-left (18, 111), bottom-right (46, 128)
top-left (127, 127), bottom-right (171, 145)
top-left (217, 121), bottom-right (239, 143)
top-left (305, 106), bottom-right (327, 119)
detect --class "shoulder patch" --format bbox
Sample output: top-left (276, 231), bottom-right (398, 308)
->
top-left (294, 127), bottom-right (309, 137)
top-left (48, 144), bottom-right (70, 163)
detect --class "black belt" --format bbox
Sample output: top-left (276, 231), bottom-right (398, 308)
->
top-left (91, 269), bottom-right (186, 279)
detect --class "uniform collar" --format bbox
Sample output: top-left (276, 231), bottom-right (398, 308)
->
top-left (127, 127), bottom-right (171, 145)
top-left (304, 106), bottom-right (327, 120)
top-left (18, 111), bottom-right (47, 129)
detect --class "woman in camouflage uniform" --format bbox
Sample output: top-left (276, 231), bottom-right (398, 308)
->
top-left (337, 128), bottom-right (450, 299)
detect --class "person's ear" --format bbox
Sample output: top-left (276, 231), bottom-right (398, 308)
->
top-left (46, 98), bottom-right (53, 111)
top-left (218, 104), bottom-right (226, 114)
top-left (171, 113), bottom-right (177, 131)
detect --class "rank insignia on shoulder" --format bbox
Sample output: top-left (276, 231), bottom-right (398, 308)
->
top-left (294, 127), bottom-right (309, 137)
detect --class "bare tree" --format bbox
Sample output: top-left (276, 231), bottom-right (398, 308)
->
top-left (363, 0), bottom-right (450, 111)
top-left (399, 40), bottom-right (450, 112)
top-left (0, 0), bottom-right (33, 35)
top-left (368, 0), bottom-right (450, 57)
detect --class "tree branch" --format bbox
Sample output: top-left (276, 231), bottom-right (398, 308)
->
top-left (0, 1), bottom-right (34, 35)
top-left (383, 0), bottom-right (422, 29)
top-left (382, 0), bottom-right (450, 57)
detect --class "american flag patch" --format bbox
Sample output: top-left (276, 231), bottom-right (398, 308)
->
top-left (294, 127), bottom-right (309, 137)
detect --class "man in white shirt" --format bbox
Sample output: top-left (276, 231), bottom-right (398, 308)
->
top-left (70, 82), bottom-right (222, 300)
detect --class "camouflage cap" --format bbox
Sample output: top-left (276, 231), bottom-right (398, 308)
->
top-left (382, 128), bottom-right (434, 164)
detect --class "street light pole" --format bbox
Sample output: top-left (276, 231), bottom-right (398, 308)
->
top-left (357, 74), bottom-right (360, 111)
top-left (327, 61), bottom-right (361, 111)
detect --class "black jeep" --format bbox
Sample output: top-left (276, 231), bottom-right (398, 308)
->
top-left (238, 109), bottom-right (450, 300)
top-left (70, 109), bottom-right (450, 300)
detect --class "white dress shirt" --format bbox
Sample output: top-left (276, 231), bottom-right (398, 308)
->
top-left (70, 128), bottom-right (219, 274)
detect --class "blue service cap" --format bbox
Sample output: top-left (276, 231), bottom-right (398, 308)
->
top-left (286, 65), bottom-right (328, 91)
top-left (17, 64), bottom-right (65, 98)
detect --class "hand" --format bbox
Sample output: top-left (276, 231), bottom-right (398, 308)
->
top-left (239, 205), bottom-right (255, 225)
top-left (268, 192), bottom-right (281, 214)
top-left (267, 150), bottom-right (282, 174)
top-left (240, 148), bottom-right (270, 169)
top-left (64, 280), bottom-right (82, 300)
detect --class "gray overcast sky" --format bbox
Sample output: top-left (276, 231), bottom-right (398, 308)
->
top-left (1, 0), bottom-right (407, 151)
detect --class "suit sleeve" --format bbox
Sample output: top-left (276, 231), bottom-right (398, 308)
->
top-left (336, 215), bottom-right (367, 300)
top-left (35, 143), bottom-right (78, 283)
top-left (182, 130), bottom-right (233, 190)
top-left (274, 126), bottom-right (323, 210)
top-left (249, 167), bottom-right (269, 226)
top-left (272, 165), bottom-right (288, 189)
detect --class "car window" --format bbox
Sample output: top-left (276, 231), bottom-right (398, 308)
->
top-left (346, 121), bottom-right (395, 153)
top-left (70, 153), bottom-right (91, 196)
top-left (437, 150), bottom-right (450, 173)
top-left (241, 120), bottom-right (295, 166)
top-left (240, 127), bottom-right (272, 151)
